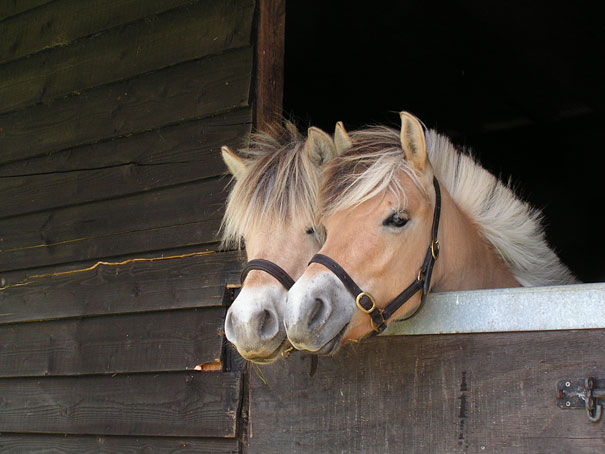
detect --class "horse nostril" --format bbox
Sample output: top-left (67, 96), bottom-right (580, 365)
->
top-left (257, 309), bottom-right (278, 340)
top-left (308, 297), bottom-right (329, 331)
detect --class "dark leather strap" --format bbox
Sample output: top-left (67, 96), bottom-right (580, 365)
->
top-left (240, 259), bottom-right (295, 290)
top-left (309, 177), bottom-right (442, 333)
top-left (385, 176), bottom-right (441, 322)
top-left (308, 254), bottom-right (363, 297)
top-left (309, 253), bottom-right (387, 331)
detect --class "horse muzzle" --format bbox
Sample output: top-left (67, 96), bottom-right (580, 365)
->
top-left (224, 285), bottom-right (288, 362)
top-left (285, 271), bottom-right (354, 353)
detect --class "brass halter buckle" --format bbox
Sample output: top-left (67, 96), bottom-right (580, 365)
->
top-left (355, 291), bottom-right (377, 313)
top-left (356, 292), bottom-right (385, 333)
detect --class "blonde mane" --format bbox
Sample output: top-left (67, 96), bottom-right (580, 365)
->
top-left (221, 121), bottom-right (321, 248)
top-left (320, 126), bottom-right (577, 287)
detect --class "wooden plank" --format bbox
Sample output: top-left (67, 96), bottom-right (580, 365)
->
top-left (0, 46), bottom-right (252, 165)
top-left (0, 250), bottom-right (241, 324)
top-left (0, 177), bottom-right (228, 272)
top-left (0, 0), bottom-right (198, 64)
top-left (0, 107), bottom-right (251, 217)
top-left (0, 434), bottom-right (239, 454)
top-left (0, 372), bottom-right (241, 437)
top-left (248, 330), bottom-right (605, 453)
top-left (0, 307), bottom-right (226, 377)
top-left (0, 0), bottom-right (255, 114)
top-left (254, 0), bottom-right (285, 128)
top-left (0, 0), bottom-right (53, 22)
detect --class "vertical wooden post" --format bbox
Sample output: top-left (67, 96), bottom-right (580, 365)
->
top-left (254, 0), bottom-right (286, 129)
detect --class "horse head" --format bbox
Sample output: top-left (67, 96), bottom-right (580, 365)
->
top-left (221, 122), bottom-right (339, 363)
top-left (285, 109), bottom-right (576, 355)
top-left (285, 112), bottom-right (442, 353)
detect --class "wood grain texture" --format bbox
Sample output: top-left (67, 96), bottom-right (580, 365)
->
top-left (0, 46), bottom-right (252, 166)
top-left (0, 0), bottom-right (254, 447)
top-left (248, 330), bottom-right (605, 453)
top-left (254, 0), bottom-right (285, 128)
top-left (0, 177), bottom-right (228, 272)
top-left (0, 0), bottom-right (197, 64)
top-left (0, 0), bottom-right (255, 114)
top-left (0, 434), bottom-right (239, 454)
top-left (0, 0), bottom-right (53, 22)
top-left (0, 372), bottom-right (241, 437)
top-left (0, 107), bottom-right (251, 218)
top-left (0, 250), bottom-right (242, 324)
top-left (0, 307), bottom-right (226, 376)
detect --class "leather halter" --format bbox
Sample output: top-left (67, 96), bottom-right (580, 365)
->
top-left (240, 259), bottom-right (295, 290)
top-left (309, 177), bottom-right (442, 334)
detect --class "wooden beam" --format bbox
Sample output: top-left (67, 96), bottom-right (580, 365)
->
top-left (0, 0), bottom-right (53, 22)
top-left (0, 250), bottom-right (241, 324)
top-left (0, 108), bottom-right (251, 218)
top-left (0, 177), bottom-right (228, 272)
top-left (0, 0), bottom-right (255, 114)
top-left (0, 307), bottom-right (226, 377)
top-left (0, 307), bottom-right (226, 376)
top-left (0, 47), bottom-right (253, 166)
top-left (0, 434), bottom-right (239, 454)
top-left (0, 372), bottom-right (241, 437)
top-left (254, 0), bottom-right (285, 128)
top-left (0, 0), bottom-right (197, 64)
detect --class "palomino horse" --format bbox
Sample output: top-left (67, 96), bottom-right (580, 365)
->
top-left (285, 112), bottom-right (577, 354)
top-left (221, 121), bottom-right (342, 363)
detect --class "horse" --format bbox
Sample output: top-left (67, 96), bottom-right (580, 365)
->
top-left (285, 111), bottom-right (577, 355)
top-left (221, 120), bottom-right (343, 363)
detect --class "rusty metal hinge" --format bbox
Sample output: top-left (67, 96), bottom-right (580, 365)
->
top-left (557, 377), bottom-right (604, 423)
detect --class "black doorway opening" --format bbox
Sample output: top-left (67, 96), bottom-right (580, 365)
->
top-left (284, 0), bottom-right (604, 283)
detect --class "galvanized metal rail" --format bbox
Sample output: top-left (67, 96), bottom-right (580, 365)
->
top-left (382, 283), bottom-right (605, 335)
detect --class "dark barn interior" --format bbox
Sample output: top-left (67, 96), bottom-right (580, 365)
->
top-left (284, 0), bottom-right (604, 283)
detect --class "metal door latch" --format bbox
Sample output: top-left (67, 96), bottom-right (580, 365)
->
top-left (557, 377), bottom-right (603, 423)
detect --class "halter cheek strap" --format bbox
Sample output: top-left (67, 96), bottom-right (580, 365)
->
top-left (309, 177), bottom-right (442, 334)
top-left (309, 253), bottom-right (388, 332)
top-left (240, 259), bottom-right (296, 290)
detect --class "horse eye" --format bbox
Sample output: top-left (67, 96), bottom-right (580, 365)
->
top-left (305, 227), bottom-right (315, 235)
top-left (383, 212), bottom-right (409, 228)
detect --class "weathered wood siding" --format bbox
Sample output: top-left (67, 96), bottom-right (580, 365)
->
top-left (248, 331), bottom-right (605, 453)
top-left (0, 0), bottom-right (256, 451)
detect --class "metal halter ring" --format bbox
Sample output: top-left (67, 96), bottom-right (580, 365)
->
top-left (431, 239), bottom-right (440, 261)
top-left (370, 309), bottom-right (386, 333)
top-left (281, 345), bottom-right (295, 360)
top-left (355, 292), bottom-right (377, 314)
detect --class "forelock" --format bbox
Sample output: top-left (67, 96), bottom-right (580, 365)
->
top-left (221, 121), bottom-right (321, 248)
top-left (320, 126), bottom-right (424, 221)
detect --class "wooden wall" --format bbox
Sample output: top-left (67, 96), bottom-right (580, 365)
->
top-left (0, 0), bottom-right (264, 451)
top-left (248, 331), bottom-right (605, 453)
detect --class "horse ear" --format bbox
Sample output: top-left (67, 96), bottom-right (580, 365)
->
top-left (399, 111), bottom-right (428, 172)
top-left (305, 127), bottom-right (337, 165)
top-left (221, 146), bottom-right (247, 180)
top-left (334, 121), bottom-right (352, 155)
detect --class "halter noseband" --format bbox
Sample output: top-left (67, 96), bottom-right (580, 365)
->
top-left (240, 259), bottom-right (295, 290)
top-left (309, 177), bottom-right (442, 334)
